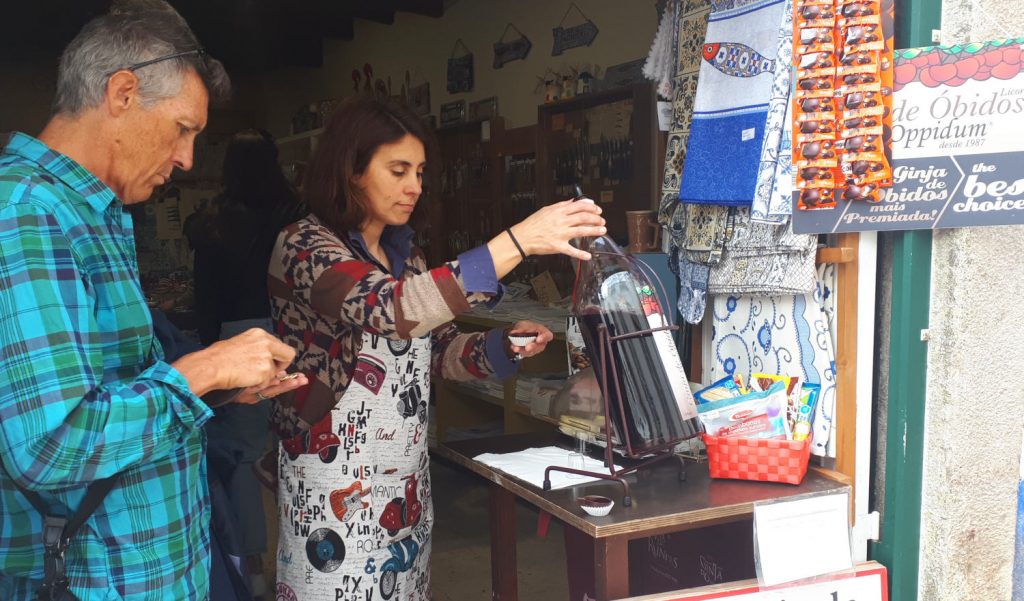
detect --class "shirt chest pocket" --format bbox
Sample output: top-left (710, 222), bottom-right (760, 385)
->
top-left (84, 266), bottom-right (154, 372)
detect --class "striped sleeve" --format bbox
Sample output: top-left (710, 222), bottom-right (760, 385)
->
top-left (278, 225), bottom-right (499, 339)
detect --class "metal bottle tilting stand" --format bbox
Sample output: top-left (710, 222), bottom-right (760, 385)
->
top-left (542, 251), bottom-right (693, 508)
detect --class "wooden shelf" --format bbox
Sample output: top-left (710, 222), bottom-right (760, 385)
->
top-left (441, 381), bottom-right (504, 408)
top-left (434, 313), bottom-right (568, 443)
top-left (453, 312), bottom-right (567, 341)
top-left (511, 403), bottom-right (560, 426)
top-left (277, 127), bottom-right (324, 145)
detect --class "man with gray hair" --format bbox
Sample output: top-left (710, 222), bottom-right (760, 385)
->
top-left (0, 2), bottom-right (306, 599)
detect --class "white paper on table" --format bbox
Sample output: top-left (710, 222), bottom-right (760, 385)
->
top-left (474, 446), bottom-right (622, 490)
top-left (753, 491), bottom-right (853, 587)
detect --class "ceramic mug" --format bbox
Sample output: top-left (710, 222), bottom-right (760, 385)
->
top-left (625, 210), bottom-right (660, 254)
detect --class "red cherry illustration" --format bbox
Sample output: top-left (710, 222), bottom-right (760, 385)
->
top-left (955, 56), bottom-right (980, 79)
top-left (919, 67), bottom-right (940, 87)
top-left (983, 49), bottom-right (1003, 67)
top-left (929, 63), bottom-right (958, 83)
top-left (927, 52), bottom-right (943, 66)
top-left (1002, 47), bottom-right (1021, 65)
top-left (990, 62), bottom-right (1019, 80)
top-left (909, 54), bottom-right (930, 68)
top-left (894, 63), bottom-right (918, 85)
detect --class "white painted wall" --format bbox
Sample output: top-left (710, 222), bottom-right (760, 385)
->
top-left (257, 0), bottom-right (660, 136)
top-left (919, 2), bottom-right (1024, 599)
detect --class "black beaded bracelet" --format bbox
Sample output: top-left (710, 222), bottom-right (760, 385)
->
top-left (506, 228), bottom-right (527, 260)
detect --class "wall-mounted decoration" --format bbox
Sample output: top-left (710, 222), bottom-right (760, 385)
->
top-left (440, 100), bottom-right (466, 127)
top-left (469, 97), bottom-right (499, 121)
top-left (493, 23), bottom-right (532, 68)
top-left (409, 82), bottom-right (431, 116)
top-left (602, 59), bottom-right (646, 89)
top-left (552, 3), bottom-right (599, 56)
top-left (447, 39), bottom-right (474, 94)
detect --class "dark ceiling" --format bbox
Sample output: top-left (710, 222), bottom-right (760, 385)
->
top-left (4, 1), bottom-right (446, 72)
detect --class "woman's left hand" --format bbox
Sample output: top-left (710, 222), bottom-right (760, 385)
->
top-left (235, 370), bottom-right (309, 404)
top-left (507, 321), bottom-right (555, 360)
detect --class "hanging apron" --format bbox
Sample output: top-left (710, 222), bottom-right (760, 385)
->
top-left (276, 331), bottom-right (433, 601)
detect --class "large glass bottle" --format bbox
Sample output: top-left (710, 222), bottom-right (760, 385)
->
top-left (571, 236), bottom-right (703, 453)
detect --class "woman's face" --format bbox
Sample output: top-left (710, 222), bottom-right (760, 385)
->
top-left (355, 134), bottom-right (425, 231)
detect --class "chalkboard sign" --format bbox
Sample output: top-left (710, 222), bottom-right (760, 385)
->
top-left (447, 39), bottom-right (474, 94)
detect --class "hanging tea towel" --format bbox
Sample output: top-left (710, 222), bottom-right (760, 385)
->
top-left (750, 0), bottom-right (794, 223)
top-left (678, 0), bottom-right (787, 206)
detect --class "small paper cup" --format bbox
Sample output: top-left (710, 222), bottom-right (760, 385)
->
top-left (507, 334), bottom-right (538, 346)
top-left (577, 495), bottom-right (614, 517)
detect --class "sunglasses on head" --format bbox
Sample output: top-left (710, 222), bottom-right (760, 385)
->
top-left (107, 48), bottom-right (206, 77)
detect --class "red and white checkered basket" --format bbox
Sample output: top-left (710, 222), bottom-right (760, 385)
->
top-left (702, 434), bottom-right (812, 485)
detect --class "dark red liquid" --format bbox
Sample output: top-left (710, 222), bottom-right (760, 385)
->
top-left (578, 311), bottom-right (702, 454)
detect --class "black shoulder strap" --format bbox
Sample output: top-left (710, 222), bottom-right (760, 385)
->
top-left (63, 476), bottom-right (119, 540)
top-left (11, 475), bottom-right (119, 600)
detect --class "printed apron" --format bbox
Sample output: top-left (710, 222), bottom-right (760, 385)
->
top-left (276, 332), bottom-right (433, 601)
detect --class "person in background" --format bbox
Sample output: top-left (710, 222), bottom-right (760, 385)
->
top-left (0, 3), bottom-right (307, 599)
top-left (267, 97), bottom-right (606, 600)
top-left (184, 129), bottom-right (306, 598)
top-left (185, 128), bottom-right (306, 345)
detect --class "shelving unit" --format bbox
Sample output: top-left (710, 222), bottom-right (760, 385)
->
top-left (275, 127), bottom-right (324, 188)
top-left (433, 311), bottom-right (567, 444)
top-left (426, 118), bottom-right (506, 267)
top-left (536, 83), bottom-right (659, 244)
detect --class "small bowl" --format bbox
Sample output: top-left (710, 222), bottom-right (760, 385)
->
top-left (577, 495), bottom-right (614, 517)
top-left (507, 333), bottom-right (538, 346)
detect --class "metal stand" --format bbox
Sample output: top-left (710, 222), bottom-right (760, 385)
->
top-left (543, 323), bottom-right (689, 507)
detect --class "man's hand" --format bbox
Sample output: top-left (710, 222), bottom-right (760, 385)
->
top-left (235, 370), bottom-right (309, 405)
top-left (172, 328), bottom-right (297, 397)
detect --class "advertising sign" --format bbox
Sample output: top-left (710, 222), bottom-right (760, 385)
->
top-left (793, 39), bottom-right (1024, 233)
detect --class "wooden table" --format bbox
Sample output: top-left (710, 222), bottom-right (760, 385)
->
top-left (435, 432), bottom-right (851, 601)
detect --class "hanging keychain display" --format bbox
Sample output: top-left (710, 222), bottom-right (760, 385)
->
top-left (447, 38), bottom-right (474, 94)
top-left (552, 2), bottom-right (599, 56)
top-left (494, 23), bottom-right (532, 68)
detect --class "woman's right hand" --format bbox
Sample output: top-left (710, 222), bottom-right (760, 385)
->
top-left (510, 198), bottom-right (606, 261)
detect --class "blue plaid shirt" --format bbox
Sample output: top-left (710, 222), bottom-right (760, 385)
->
top-left (0, 133), bottom-right (214, 600)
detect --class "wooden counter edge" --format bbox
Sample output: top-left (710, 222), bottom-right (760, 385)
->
top-left (433, 445), bottom-right (852, 540)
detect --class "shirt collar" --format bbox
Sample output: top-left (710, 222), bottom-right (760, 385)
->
top-left (348, 224), bottom-right (416, 275)
top-left (3, 132), bottom-right (119, 213)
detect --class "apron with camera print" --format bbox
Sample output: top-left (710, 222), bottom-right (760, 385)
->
top-left (276, 332), bottom-right (433, 601)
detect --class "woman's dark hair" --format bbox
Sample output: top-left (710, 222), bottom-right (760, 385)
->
top-left (222, 129), bottom-right (296, 210)
top-left (304, 97), bottom-right (437, 235)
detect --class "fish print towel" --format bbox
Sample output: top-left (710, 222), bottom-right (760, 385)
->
top-left (678, 0), bottom-right (787, 206)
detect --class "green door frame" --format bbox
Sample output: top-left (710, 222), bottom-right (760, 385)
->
top-left (869, 2), bottom-right (941, 600)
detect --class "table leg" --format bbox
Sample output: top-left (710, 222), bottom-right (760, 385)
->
top-left (490, 483), bottom-right (518, 601)
top-left (594, 536), bottom-right (629, 600)
top-left (564, 527), bottom-right (630, 601)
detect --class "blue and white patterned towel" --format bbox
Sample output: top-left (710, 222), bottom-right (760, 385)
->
top-left (678, 0), bottom-right (787, 206)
